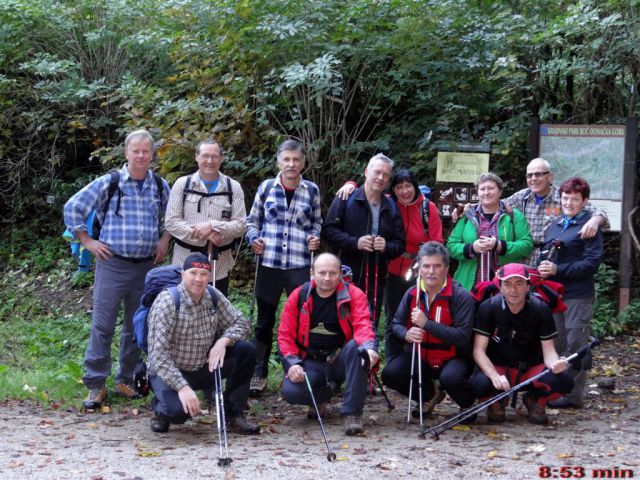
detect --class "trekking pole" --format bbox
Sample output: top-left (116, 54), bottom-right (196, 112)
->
top-left (304, 372), bottom-right (337, 462)
top-left (415, 272), bottom-right (424, 430)
top-left (208, 242), bottom-right (219, 290)
top-left (372, 249), bottom-right (380, 329)
top-left (422, 337), bottom-right (600, 439)
top-left (249, 254), bottom-right (260, 327)
top-left (358, 346), bottom-right (394, 411)
top-left (214, 366), bottom-right (232, 467)
top-left (407, 343), bottom-right (416, 427)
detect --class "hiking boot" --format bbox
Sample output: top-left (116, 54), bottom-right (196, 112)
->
top-left (344, 415), bottom-right (363, 436)
top-left (249, 376), bottom-right (267, 397)
top-left (150, 415), bottom-right (170, 433)
top-left (524, 394), bottom-right (548, 425)
top-left (487, 399), bottom-right (506, 423)
top-left (227, 415), bottom-right (260, 435)
top-left (115, 382), bottom-right (143, 400)
top-left (83, 386), bottom-right (107, 410)
top-left (459, 407), bottom-right (478, 425)
top-left (547, 396), bottom-right (580, 409)
top-left (307, 402), bottom-right (327, 420)
top-left (412, 386), bottom-right (446, 418)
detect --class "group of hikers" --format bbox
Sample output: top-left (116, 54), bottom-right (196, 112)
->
top-left (63, 128), bottom-right (606, 440)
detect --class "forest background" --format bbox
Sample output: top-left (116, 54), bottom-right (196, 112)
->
top-left (1, 0), bottom-right (639, 403)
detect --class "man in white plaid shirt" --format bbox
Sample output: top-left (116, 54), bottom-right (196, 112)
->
top-left (503, 158), bottom-right (608, 266)
top-left (245, 139), bottom-right (322, 396)
top-left (147, 253), bottom-right (259, 434)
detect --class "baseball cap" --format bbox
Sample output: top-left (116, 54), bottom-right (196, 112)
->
top-left (496, 263), bottom-right (529, 281)
top-left (183, 253), bottom-right (211, 272)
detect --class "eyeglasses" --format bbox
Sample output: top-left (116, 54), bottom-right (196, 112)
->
top-left (199, 154), bottom-right (221, 161)
top-left (526, 171), bottom-right (550, 179)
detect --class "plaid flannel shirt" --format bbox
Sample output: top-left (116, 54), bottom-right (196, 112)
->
top-left (503, 185), bottom-right (609, 266)
top-left (63, 164), bottom-right (170, 258)
top-left (245, 173), bottom-right (322, 270)
top-left (147, 283), bottom-right (249, 391)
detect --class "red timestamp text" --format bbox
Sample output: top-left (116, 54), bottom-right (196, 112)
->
top-left (538, 465), bottom-right (635, 479)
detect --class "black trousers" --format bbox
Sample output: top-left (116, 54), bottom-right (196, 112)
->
top-left (253, 265), bottom-right (309, 377)
top-left (150, 340), bottom-right (255, 423)
top-left (382, 349), bottom-right (475, 408)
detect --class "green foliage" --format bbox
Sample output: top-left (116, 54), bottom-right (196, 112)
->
top-left (592, 264), bottom-right (639, 337)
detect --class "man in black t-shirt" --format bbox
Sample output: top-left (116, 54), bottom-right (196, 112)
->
top-left (471, 263), bottom-right (573, 425)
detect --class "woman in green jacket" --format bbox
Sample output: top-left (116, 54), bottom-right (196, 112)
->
top-left (447, 173), bottom-right (533, 291)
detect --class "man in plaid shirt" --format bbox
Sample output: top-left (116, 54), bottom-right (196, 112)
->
top-left (503, 158), bottom-right (608, 266)
top-left (147, 253), bottom-right (259, 434)
top-left (245, 139), bottom-right (322, 396)
top-left (64, 129), bottom-right (172, 410)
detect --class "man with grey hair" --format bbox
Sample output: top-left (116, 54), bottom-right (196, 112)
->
top-left (165, 139), bottom-right (246, 296)
top-left (64, 129), bottom-right (172, 410)
top-left (382, 241), bottom-right (476, 419)
top-left (322, 153), bottom-right (405, 331)
top-left (245, 139), bottom-right (322, 396)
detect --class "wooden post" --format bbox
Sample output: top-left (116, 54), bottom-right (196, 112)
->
top-left (619, 117), bottom-right (638, 312)
top-left (528, 116), bottom-right (540, 159)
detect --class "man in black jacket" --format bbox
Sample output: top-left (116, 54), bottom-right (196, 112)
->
top-left (382, 242), bottom-right (476, 418)
top-left (322, 153), bottom-right (405, 330)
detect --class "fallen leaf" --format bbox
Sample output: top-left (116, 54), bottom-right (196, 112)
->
top-left (487, 450), bottom-right (498, 459)
top-left (335, 457), bottom-right (349, 461)
top-left (340, 443), bottom-right (349, 449)
top-left (100, 405), bottom-right (112, 414)
top-left (557, 453), bottom-right (573, 459)
top-left (452, 425), bottom-right (471, 431)
top-left (136, 451), bottom-right (161, 457)
top-left (527, 444), bottom-right (546, 453)
top-left (88, 423), bottom-right (97, 429)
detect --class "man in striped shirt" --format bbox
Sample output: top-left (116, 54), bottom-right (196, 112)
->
top-left (245, 139), bottom-right (322, 396)
top-left (64, 129), bottom-right (172, 410)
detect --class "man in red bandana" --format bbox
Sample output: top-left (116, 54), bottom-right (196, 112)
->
top-left (146, 253), bottom-right (259, 435)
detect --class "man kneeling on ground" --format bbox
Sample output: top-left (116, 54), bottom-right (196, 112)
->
top-left (278, 253), bottom-right (379, 436)
top-left (382, 242), bottom-right (476, 419)
top-left (471, 263), bottom-right (573, 425)
top-left (147, 253), bottom-right (259, 434)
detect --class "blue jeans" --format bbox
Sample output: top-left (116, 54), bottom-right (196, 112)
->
top-left (150, 341), bottom-right (255, 423)
top-left (83, 256), bottom-right (153, 388)
top-left (281, 340), bottom-right (369, 416)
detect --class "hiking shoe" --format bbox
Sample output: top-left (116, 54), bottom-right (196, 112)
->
top-left (547, 397), bottom-right (580, 409)
top-left (487, 399), bottom-right (506, 423)
top-left (459, 407), bottom-right (478, 425)
top-left (524, 394), bottom-right (548, 425)
top-left (115, 382), bottom-right (143, 400)
top-left (150, 415), bottom-right (169, 433)
top-left (412, 386), bottom-right (446, 418)
top-left (83, 386), bottom-right (107, 410)
top-left (249, 376), bottom-right (267, 397)
top-left (344, 415), bottom-right (363, 436)
top-left (307, 402), bottom-right (327, 420)
top-left (227, 416), bottom-right (260, 435)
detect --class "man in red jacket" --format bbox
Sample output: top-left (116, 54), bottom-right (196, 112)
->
top-left (278, 253), bottom-right (379, 436)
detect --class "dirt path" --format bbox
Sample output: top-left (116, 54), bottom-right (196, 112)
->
top-left (2, 337), bottom-right (639, 480)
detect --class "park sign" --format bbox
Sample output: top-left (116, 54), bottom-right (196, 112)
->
top-left (539, 124), bottom-right (625, 231)
top-left (436, 152), bottom-right (490, 184)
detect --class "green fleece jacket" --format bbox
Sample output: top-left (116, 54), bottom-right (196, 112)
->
top-left (447, 203), bottom-right (533, 290)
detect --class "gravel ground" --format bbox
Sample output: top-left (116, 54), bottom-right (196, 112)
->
top-left (2, 338), bottom-right (639, 480)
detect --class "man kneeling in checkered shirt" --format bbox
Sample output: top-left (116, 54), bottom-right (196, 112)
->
top-left (147, 253), bottom-right (260, 435)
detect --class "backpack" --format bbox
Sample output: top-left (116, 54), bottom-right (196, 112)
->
top-left (132, 264), bottom-right (218, 353)
top-left (420, 197), bottom-right (431, 236)
top-left (182, 174), bottom-right (233, 213)
top-left (93, 170), bottom-right (165, 240)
